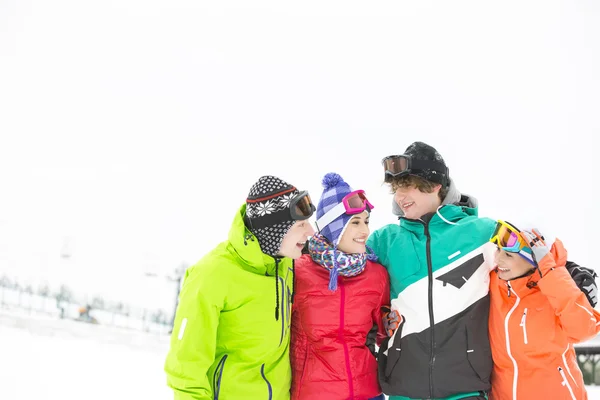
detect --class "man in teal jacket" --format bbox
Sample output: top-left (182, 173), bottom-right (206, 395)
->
top-left (368, 142), bottom-right (497, 400)
top-left (165, 176), bottom-right (316, 400)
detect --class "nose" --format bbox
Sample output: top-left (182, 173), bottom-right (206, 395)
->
top-left (306, 223), bottom-right (315, 236)
top-left (359, 223), bottom-right (370, 235)
top-left (394, 190), bottom-right (405, 204)
top-left (494, 250), bottom-right (504, 265)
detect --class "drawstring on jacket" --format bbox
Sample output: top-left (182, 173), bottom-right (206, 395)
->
top-left (242, 228), bottom-right (281, 321)
top-left (274, 258), bottom-right (280, 321)
top-left (436, 205), bottom-right (458, 226)
top-left (291, 261), bottom-right (295, 305)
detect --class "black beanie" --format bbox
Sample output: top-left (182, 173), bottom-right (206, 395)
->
top-left (245, 175), bottom-right (299, 256)
top-left (402, 141), bottom-right (449, 188)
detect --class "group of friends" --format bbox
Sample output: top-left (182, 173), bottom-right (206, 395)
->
top-left (163, 141), bottom-right (599, 400)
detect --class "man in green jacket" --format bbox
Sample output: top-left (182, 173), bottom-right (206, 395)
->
top-left (165, 176), bottom-right (316, 400)
top-left (368, 142), bottom-right (497, 400)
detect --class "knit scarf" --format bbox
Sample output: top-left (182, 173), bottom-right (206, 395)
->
top-left (308, 233), bottom-right (378, 291)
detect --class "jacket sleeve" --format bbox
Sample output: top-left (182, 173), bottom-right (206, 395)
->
top-left (374, 266), bottom-right (392, 346)
top-left (537, 239), bottom-right (600, 343)
top-left (164, 264), bottom-right (226, 400)
top-left (483, 241), bottom-right (498, 273)
top-left (367, 230), bottom-right (385, 267)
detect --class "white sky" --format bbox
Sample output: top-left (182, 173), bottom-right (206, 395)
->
top-left (1, 0), bottom-right (599, 310)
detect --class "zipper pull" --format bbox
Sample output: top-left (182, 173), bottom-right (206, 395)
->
top-left (506, 281), bottom-right (512, 297)
top-left (520, 308), bottom-right (528, 324)
top-left (520, 308), bottom-right (528, 344)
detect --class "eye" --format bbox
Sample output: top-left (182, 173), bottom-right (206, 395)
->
top-left (297, 222), bottom-right (305, 228)
top-left (365, 220), bottom-right (370, 225)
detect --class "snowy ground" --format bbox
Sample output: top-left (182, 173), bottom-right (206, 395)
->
top-left (1, 308), bottom-right (600, 400)
top-left (0, 308), bottom-right (171, 400)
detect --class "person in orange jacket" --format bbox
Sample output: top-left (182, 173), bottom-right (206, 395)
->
top-left (488, 220), bottom-right (600, 400)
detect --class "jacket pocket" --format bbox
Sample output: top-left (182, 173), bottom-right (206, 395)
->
top-left (213, 354), bottom-right (228, 400)
top-left (558, 366), bottom-right (576, 400)
top-left (465, 322), bottom-right (492, 383)
top-left (378, 315), bottom-right (405, 380)
top-left (520, 308), bottom-right (528, 344)
top-left (261, 363), bottom-right (273, 400)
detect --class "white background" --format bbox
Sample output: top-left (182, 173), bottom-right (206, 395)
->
top-left (1, 1), bottom-right (599, 397)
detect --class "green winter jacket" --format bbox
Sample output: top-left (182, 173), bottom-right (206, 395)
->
top-left (164, 204), bottom-right (294, 400)
top-left (367, 199), bottom-right (497, 400)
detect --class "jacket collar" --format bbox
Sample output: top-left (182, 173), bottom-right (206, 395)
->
top-left (228, 204), bottom-right (284, 276)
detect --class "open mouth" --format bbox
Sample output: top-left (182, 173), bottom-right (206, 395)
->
top-left (402, 201), bottom-right (415, 210)
top-left (353, 238), bottom-right (366, 244)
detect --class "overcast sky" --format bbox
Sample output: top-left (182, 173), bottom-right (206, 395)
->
top-left (1, 0), bottom-right (598, 310)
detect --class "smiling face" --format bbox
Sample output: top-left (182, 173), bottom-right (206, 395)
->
top-left (277, 220), bottom-right (315, 259)
top-left (393, 184), bottom-right (442, 220)
top-left (336, 211), bottom-right (370, 254)
top-left (494, 248), bottom-right (535, 281)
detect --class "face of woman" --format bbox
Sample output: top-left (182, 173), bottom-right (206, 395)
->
top-left (337, 212), bottom-right (370, 254)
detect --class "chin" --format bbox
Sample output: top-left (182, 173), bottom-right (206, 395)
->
top-left (403, 211), bottom-right (418, 220)
top-left (345, 245), bottom-right (366, 254)
top-left (498, 272), bottom-right (515, 281)
top-left (288, 248), bottom-right (303, 260)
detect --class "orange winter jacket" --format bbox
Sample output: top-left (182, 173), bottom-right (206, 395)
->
top-left (489, 238), bottom-right (600, 400)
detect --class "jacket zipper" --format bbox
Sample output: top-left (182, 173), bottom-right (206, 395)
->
top-left (339, 280), bottom-right (355, 399)
top-left (213, 354), bottom-right (228, 400)
top-left (424, 221), bottom-right (435, 399)
top-left (278, 276), bottom-right (285, 346)
top-left (519, 308), bottom-right (528, 345)
top-left (558, 366), bottom-right (576, 400)
top-left (504, 281), bottom-right (520, 400)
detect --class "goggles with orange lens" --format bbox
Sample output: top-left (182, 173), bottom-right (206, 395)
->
top-left (490, 220), bottom-right (529, 253)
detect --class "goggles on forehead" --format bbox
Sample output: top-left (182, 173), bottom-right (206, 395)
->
top-left (245, 190), bottom-right (316, 230)
top-left (315, 190), bottom-right (374, 230)
top-left (490, 220), bottom-right (528, 253)
top-left (490, 220), bottom-right (539, 268)
top-left (382, 154), bottom-right (449, 185)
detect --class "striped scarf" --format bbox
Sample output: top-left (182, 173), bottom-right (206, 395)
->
top-left (308, 234), bottom-right (377, 291)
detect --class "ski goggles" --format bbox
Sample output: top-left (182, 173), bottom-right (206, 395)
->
top-left (489, 220), bottom-right (529, 253)
top-left (290, 190), bottom-right (317, 220)
top-left (316, 190), bottom-right (374, 230)
top-left (246, 190), bottom-right (316, 230)
top-left (382, 154), bottom-right (448, 183)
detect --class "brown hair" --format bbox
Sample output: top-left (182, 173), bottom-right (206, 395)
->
top-left (388, 175), bottom-right (448, 201)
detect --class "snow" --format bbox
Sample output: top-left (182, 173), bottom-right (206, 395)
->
top-left (1, 308), bottom-right (600, 399)
top-left (0, 309), bottom-right (171, 400)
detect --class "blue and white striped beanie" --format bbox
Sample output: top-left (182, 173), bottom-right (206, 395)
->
top-left (316, 173), bottom-right (354, 246)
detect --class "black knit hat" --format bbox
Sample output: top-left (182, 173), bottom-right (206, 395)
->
top-left (245, 175), bottom-right (299, 257)
top-left (245, 175), bottom-right (302, 322)
top-left (402, 141), bottom-right (449, 188)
